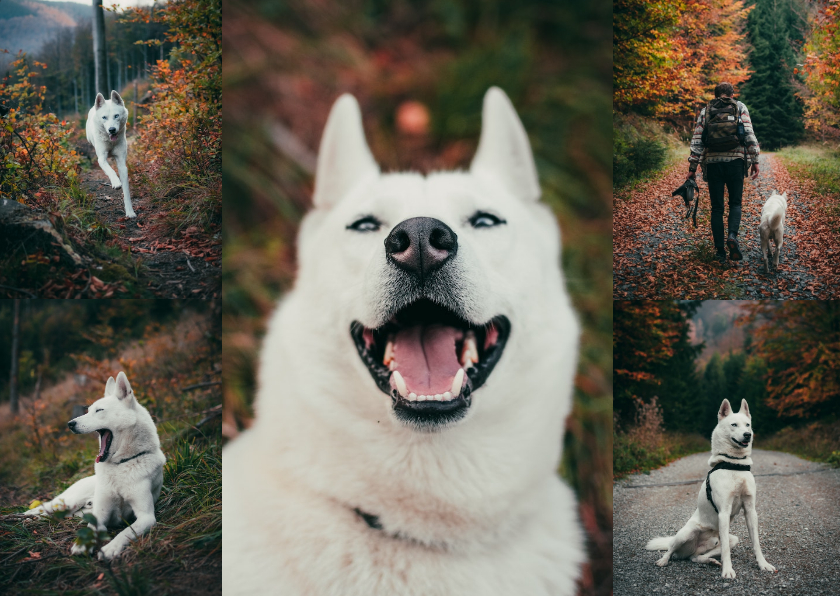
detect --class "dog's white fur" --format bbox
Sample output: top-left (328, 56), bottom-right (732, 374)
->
top-left (222, 88), bottom-right (584, 595)
top-left (645, 399), bottom-right (776, 579)
top-left (25, 372), bottom-right (166, 560)
top-left (86, 91), bottom-right (136, 218)
top-left (759, 191), bottom-right (787, 272)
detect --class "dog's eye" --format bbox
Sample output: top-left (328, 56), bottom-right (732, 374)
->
top-left (468, 211), bottom-right (506, 229)
top-left (347, 216), bottom-right (381, 233)
top-left (96, 409), bottom-right (104, 413)
top-left (731, 423), bottom-right (737, 427)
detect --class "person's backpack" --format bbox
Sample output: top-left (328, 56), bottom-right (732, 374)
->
top-left (701, 97), bottom-right (746, 151)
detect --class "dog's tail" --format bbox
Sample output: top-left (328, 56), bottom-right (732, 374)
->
top-left (770, 210), bottom-right (784, 228)
top-left (645, 536), bottom-right (673, 551)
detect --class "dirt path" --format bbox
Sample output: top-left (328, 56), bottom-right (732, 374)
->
top-left (613, 153), bottom-right (839, 299)
top-left (613, 450), bottom-right (840, 595)
top-left (78, 144), bottom-right (221, 298)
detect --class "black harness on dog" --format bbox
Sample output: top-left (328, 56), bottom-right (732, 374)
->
top-left (705, 460), bottom-right (751, 514)
top-left (117, 450), bottom-right (150, 465)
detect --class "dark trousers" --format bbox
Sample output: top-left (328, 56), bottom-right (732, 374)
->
top-left (706, 159), bottom-right (744, 251)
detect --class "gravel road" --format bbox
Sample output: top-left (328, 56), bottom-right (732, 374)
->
top-left (613, 449), bottom-right (840, 595)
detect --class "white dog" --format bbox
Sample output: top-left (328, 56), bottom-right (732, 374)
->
top-left (222, 88), bottom-right (585, 595)
top-left (759, 191), bottom-right (787, 272)
top-left (25, 372), bottom-right (166, 560)
top-left (86, 90), bottom-right (136, 218)
top-left (645, 399), bottom-right (776, 579)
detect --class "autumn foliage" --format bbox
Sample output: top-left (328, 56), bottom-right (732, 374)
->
top-left (120, 0), bottom-right (221, 232)
top-left (0, 55), bottom-right (83, 201)
top-left (614, 0), bottom-right (752, 122)
top-left (801, 0), bottom-right (840, 139)
top-left (741, 301), bottom-right (840, 419)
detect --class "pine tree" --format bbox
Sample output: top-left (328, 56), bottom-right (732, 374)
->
top-left (740, 0), bottom-right (805, 149)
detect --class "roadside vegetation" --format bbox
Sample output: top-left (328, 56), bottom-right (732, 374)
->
top-left (0, 300), bottom-right (221, 595)
top-left (758, 420), bottom-right (840, 466)
top-left (777, 145), bottom-right (840, 220)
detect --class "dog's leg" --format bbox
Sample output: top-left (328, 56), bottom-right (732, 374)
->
top-left (72, 490), bottom-right (115, 556)
top-left (97, 154), bottom-right (122, 189)
top-left (773, 231), bottom-right (783, 268)
top-left (98, 484), bottom-right (156, 560)
top-left (743, 498), bottom-right (776, 572)
top-left (115, 153), bottom-right (136, 219)
top-left (718, 508), bottom-right (736, 578)
top-left (692, 534), bottom-right (738, 565)
top-left (655, 525), bottom-right (695, 567)
top-left (760, 230), bottom-right (770, 272)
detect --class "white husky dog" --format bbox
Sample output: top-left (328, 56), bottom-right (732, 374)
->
top-left (222, 88), bottom-right (584, 595)
top-left (759, 191), bottom-right (787, 272)
top-left (25, 372), bottom-right (166, 560)
top-left (646, 399), bottom-right (776, 579)
top-left (86, 90), bottom-right (136, 218)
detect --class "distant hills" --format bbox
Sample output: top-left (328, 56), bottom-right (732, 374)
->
top-left (0, 0), bottom-right (90, 64)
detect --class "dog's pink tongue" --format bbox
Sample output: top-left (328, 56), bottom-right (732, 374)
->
top-left (96, 430), bottom-right (111, 463)
top-left (392, 325), bottom-right (462, 394)
top-left (109, 134), bottom-right (117, 141)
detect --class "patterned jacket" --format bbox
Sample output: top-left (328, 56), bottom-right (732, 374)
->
top-left (688, 100), bottom-right (760, 173)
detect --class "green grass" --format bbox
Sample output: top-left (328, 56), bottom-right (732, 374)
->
top-left (757, 419), bottom-right (840, 466)
top-left (614, 114), bottom-right (686, 190)
top-left (777, 144), bottom-right (840, 200)
top-left (614, 432), bottom-right (709, 479)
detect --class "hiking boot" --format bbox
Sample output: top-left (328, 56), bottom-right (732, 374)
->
top-left (716, 250), bottom-right (728, 266)
top-left (727, 233), bottom-right (743, 261)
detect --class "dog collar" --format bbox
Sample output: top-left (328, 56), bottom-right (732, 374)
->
top-left (117, 451), bottom-right (150, 464)
top-left (716, 453), bottom-right (748, 460)
top-left (706, 461), bottom-right (751, 513)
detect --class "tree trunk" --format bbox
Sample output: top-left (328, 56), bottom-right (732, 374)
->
top-left (9, 299), bottom-right (20, 415)
top-left (92, 0), bottom-right (107, 94)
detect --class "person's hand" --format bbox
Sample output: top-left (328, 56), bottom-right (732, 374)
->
top-left (750, 163), bottom-right (760, 180)
top-left (687, 170), bottom-right (696, 181)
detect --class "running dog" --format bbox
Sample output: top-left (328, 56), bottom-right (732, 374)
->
top-left (86, 91), bottom-right (136, 218)
top-left (645, 399), bottom-right (776, 579)
top-left (222, 88), bottom-right (585, 595)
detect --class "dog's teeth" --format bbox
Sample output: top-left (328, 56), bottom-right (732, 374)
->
top-left (443, 391), bottom-right (452, 400)
top-left (451, 369), bottom-right (465, 397)
top-left (408, 392), bottom-right (417, 400)
top-left (392, 371), bottom-right (408, 397)
top-left (460, 331), bottom-right (479, 367)
top-left (434, 394), bottom-right (442, 401)
top-left (383, 336), bottom-right (395, 366)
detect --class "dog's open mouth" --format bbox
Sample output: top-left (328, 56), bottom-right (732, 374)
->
top-left (109, 134), bottom-right (118, 142)
top-left (731, 437), bottom-right (750, 448)
top-left (97, 429), bottom-right (113, 462)
top-left (351, 299), bottom-right (510, 429)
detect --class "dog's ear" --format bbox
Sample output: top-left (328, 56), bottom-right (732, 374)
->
top-left (94, 93), bottom-right (106, 109)
top-left (718, 398), bottom-right (733, 421)
top-left (782, 191), bottom-right (787, 200)
top-left (105, 376), bottom-right (116, 395)
top-left (115, 371), bottom-right (134, 402)
top-left (312, 94), bottom-right (379, 209)
top-left (740, 399), bottom-right (751, 419)
top-left (470, 87), bottom-right (540, 203)
top-left (110, 90), bottom-right (124, 106)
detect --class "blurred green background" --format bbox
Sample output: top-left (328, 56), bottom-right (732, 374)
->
top-left (222, 1), bottom-right (612, 594)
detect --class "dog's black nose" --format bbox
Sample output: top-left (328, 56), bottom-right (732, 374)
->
top-left (385, 217), bottom-right (457, 281)
top-left (743, 433), bottom-right (752, 441)
top-left (67, 420), bottom-right (76, 431)
top-left (108, 127), bottom-right (117, 133)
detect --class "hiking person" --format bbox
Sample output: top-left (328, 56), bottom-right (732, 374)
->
top-left (686, 82), bottom-right (760, 265)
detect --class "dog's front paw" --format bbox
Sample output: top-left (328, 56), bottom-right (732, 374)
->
top-left (70, 542), bottom-right (93, 557)
top-left (98, 540), bottom-right (123, 561)
top-left (721, 566), bottom-right (736, 579)
top-left (759, 561), bottom-right (777, 572)
top-left (111, 180), bottom-right (122, 190)
top-left (125, 209), bottom-right (137, 219)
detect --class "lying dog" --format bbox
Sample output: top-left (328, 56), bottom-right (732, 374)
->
top-left (25, 372), bottom-right (166, 560)
top-left (222, 88), bottom-right (585, 595)
top-left (86, 91), bottom-right (136, 218)
top-left (759, 191), bottom-right (787, 272)
top-left (645, 399), bottom-right (776, 579)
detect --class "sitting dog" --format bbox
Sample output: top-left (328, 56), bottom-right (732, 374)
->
top-left (759, 191), bottom-right (787, 272)
top-left (25, 372), bottom-right (166, 560)
top-left (86, 91), bottom-right (136, 218)
top-left (645, 399), bottom-right (776, 579)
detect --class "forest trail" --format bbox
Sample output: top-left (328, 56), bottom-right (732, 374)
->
top-left (613, 153), bottom-right (840, 299)
top-left (613, 450), bottom-right (840, 596)
top-left (77, 140), bottom-right (221, 298)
